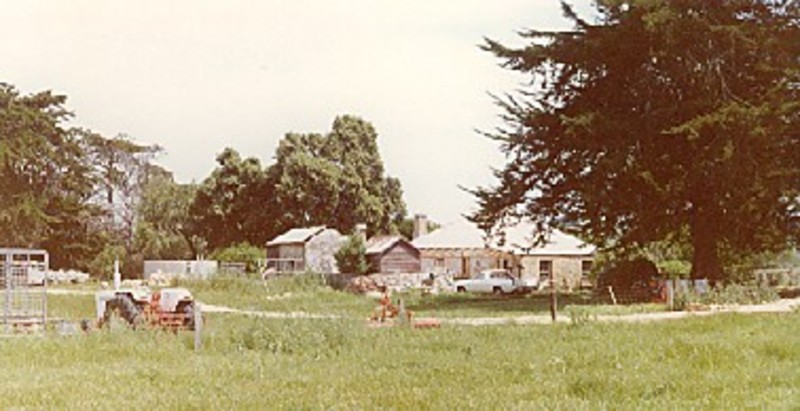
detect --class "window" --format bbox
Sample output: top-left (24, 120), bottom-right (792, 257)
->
top-left (581, 260), bottom-right (593, 278)
top-left (434, 258), bottom-right (445, 267)
top-left (490, 269), bottom-right (511, 279)
top-left (539, 260), bottom-right (552, 279)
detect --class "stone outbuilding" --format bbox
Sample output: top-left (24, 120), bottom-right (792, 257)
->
top-left (364, 236), bottom-right (421, 274)
top-left (265, 226), bottom-right (345, 273)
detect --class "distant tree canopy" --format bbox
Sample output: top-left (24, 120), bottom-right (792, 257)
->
top-left (135, 166), bottom-right (198, 260)
top-left (188, 115), bottom-right (407, 251)
top-left (0, 82), bottom-right (406, 274)
top-left (0, 84), bottom-right (168, 272)
top-left (268, 116), bottom-right (406, 237)
top-left (472, 1), bottom-right (799, 281)
top-left (0, 84), bottom-right (103, 268)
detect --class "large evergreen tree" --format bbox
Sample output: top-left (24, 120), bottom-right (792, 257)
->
top-left (472, 1), bottom-right (799, 281)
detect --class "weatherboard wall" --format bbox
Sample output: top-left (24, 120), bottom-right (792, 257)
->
top-left (367, 241), bottom-right (421, 274)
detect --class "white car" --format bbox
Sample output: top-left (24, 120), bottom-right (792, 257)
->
top-left (454, 269), bottom-right (536, 294)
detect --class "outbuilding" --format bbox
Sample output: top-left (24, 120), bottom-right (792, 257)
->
top-left (365, 236), bottom-right (421, 274)
top-left (265, 226), bottom-right (345, 273)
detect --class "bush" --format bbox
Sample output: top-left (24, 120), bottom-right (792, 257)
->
top-left (595, 257), bottom-right (660, 303)
top-left (673, 284), bottom-right (779, 310)
top-left (334, 235), bottom-right (368, 275)
top-left (210, 242), bottom-right (264, 273)
top-left (87, 245), bottom-right (127, 280)
top-left (657, 260), bottom-right (691, 279)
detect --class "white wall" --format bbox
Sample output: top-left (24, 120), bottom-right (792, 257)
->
top-left (143, 260), bottom-right (218, 280)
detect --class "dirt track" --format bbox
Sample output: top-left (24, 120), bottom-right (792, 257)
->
top-left (441, 297), bottom-right (800, 326)
top-left (47, 288), bottom-right (799, 325)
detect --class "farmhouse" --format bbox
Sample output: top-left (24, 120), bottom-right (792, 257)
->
top-left (492, 222), bottom-right (595, 290)
top-left (412, 219), bottom-right (504, 279)
top-left (365, 236), bottom-right (421, 274)
top-left (265, 226), bottom-right (345, 273)
top-left (412, 218), bottom-right (594, 287)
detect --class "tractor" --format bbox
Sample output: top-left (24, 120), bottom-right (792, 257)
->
top-left (96, 287), bottom-right (197, 331)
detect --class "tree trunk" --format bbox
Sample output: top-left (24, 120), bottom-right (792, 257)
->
top-left (689, 208), bottom-right (724, 283)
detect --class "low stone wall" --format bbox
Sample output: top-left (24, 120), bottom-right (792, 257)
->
top-left (341, 272), bottom-right (454, 294)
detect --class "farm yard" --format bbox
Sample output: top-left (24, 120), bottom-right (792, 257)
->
top-left (2, 0), bottom-right (799, 410)
top-left (0, 275), bottom-right (796, 410)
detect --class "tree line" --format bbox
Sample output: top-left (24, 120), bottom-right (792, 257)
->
top-left (0, 83), bottom-right (407, 277)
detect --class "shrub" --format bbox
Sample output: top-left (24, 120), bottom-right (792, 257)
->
top-left (657, 260), bottom-right (691, 279)
top-left (334, 235), bottom-right (368, 275)
top-left (87, 245), bottom-right (127, 280)
top-left (706, 284), bottom-right (779, 305)
top-left (595, 257), bottom-right (659, 303)
top-left (210, 242), bottom-right (264, 273)
top-left (673, 284), bottom-right (779, 310)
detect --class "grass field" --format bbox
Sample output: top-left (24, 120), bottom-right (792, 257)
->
top-left (2, 282), bottom-right (797, 410)
top-left (177, 275), bottom-right (666, 319)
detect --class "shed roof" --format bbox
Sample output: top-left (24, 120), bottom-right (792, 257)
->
top-left (411, 219), bottom-right (594, 256)
top-left (266, 226), bottom-right (327, 246)
top-left (365, 236), bottom-right (418, 255)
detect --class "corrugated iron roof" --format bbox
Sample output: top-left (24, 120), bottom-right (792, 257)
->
top-left (364, 236), bottom-right (404, 255)
top-left (266, 226), bottom-right (327, 246)
top-left (493, 222), bottom-right (595, 256)
top-left (411, 220), bottom-right (487, 250)
top-left (412, 219), bottom-right (594, 256)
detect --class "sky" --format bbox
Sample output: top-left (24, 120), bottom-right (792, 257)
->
top-left (0, 0), bottom-right (592, 225)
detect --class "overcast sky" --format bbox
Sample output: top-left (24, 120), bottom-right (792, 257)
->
top-left (1, 0), bottom-right (592, 224)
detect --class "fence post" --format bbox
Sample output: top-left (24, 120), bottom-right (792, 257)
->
top-left (608, 286), bottom-right (617, 305)
top-left (3, 253), bottom-right (9, 334)
top-left (667, 279), bottom-right (675, 311)
top-left (549, 278), bottom-right (558, 322)
top-left (194, 303), bottom-right (203, 352)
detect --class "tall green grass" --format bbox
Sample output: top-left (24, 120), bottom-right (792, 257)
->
top-left (1, 300), bottom-right (797, 410)
top-left (180, 274), bottom-right (374, 315)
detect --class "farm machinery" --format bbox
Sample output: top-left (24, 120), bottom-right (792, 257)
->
top-left (95, 287), bottom-right (197, 331)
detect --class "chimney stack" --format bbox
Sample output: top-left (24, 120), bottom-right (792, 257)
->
top-left (413, 214), bottom-right (428, 239)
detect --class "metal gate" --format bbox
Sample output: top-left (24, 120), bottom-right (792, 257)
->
top-left (0, 249), bottom-right (48, 333)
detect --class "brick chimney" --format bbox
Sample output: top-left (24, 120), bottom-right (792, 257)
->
top-left (413, 214), bottom-right (428, 239)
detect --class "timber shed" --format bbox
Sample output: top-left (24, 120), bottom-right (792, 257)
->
top-left (266, 226), bottom-right (345, 274)
top-left (365, 236), bottom-right (421, 274)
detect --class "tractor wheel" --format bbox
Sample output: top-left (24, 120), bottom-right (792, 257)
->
top-left (114, 295), bottom-right (143, 328)
top-left (100, 296), bottom-right (139, 329)
top-left (178, 301), bottom-right (196, 331)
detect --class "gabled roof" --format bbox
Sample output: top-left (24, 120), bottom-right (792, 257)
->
top-left (411, 219), bottom-right (594, 256)
top-left (365, 236), bottom-right (417, 255)
top-left (492, 222), bottom-right (595, 256)
top-left (411, 220), bottom-right (487, 250)
top-left (266, 226), bottom-right (327, 246)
